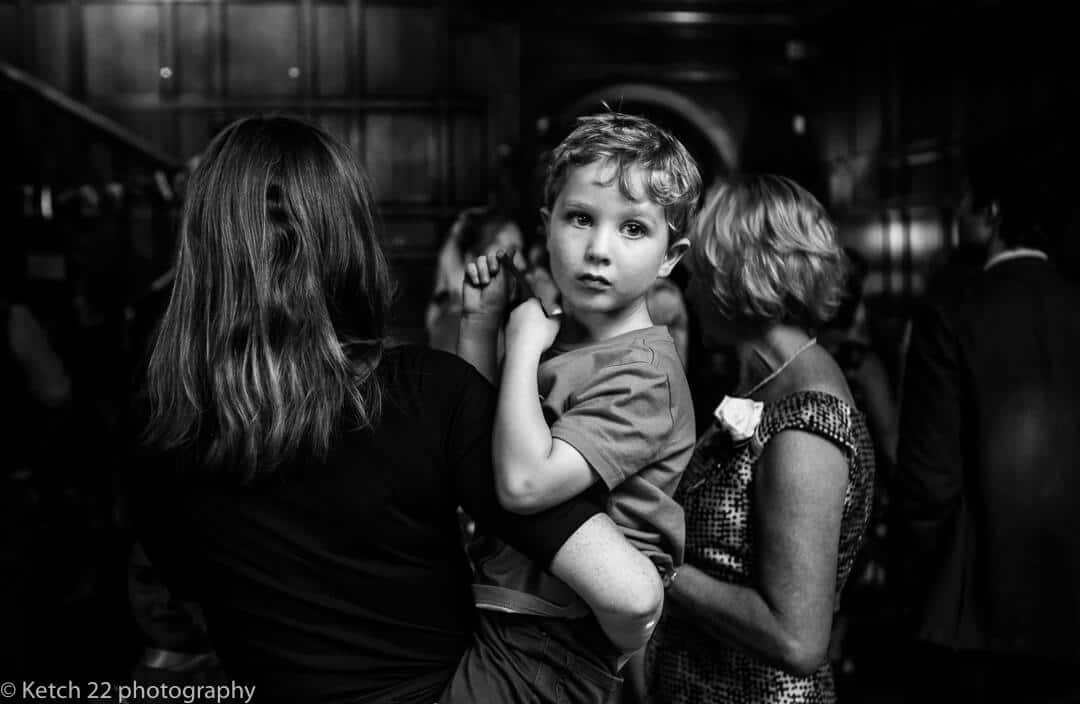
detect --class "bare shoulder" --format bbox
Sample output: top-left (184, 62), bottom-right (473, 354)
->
top-left (777, 344), bottom-right (856, 407)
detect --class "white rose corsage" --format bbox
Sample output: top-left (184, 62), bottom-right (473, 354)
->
top-left (713, 395), bottom-right (764, 447)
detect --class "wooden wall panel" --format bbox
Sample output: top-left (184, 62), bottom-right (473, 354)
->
top-left (364, 4), bottom-right (445, 95)
top-left (850, 153), bottom-right (878, 204)
top-left (177, 113), bottom-right (213, 161)
top-left (0, 3), bottom-right (19, 63)
top-left (315, 113), bottom-right (351, 148)
top-left (365, 113), bottom-right (438, 204)
top-left (451, 113), bottom-right (487, 205)
top-left (382, 219), bottom-right (440, 252)
top-left (453, 28), bottom-right (494, 98)
top-left (105, 108), bottom-right (171, 156)
top-left (176, 2), bottom-right (212, 96)
top-left (85, 3), bottom-right (162, 97)
top-left (33, 3), bottom-right (72, 91)
top-left (315, 3), bottom-right (347, 96)
top-left (853, 58), bottom-right (882, 156)
top-left (225, 3), bottom-right (300, 97)
top-left (6, 0), bottom-right (513, 344)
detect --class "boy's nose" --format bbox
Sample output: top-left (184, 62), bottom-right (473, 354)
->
top-left (584, 228), bottom-right (613, 264)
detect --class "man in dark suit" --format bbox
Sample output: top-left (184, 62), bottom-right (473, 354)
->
top-left (893, 139), bottom-right (1080, 703)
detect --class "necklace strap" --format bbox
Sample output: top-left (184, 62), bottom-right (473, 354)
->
top-left (743, 337), bottom-right (817, 397)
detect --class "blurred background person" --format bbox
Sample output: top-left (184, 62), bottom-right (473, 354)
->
top-left (892, 135), bottom-right (1080, 704)
top-left (426, 205), bottom-right (526, 353)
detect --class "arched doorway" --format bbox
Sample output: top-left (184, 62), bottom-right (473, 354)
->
top-left (555, 83), bottom-right (737, 189)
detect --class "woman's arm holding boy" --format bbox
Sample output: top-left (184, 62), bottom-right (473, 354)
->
top-left (665, 430), bottom-right (847, 676)
top-left (449, 347), bottom-right (662, 655)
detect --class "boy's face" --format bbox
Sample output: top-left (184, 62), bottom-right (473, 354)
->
top-left (542, 160), bottom-right (687, 323)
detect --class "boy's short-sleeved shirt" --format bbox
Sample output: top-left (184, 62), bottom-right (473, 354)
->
top-left (472, 326), bottom-right (696, 618)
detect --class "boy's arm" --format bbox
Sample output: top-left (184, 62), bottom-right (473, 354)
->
top-left (494, 299), bottom-right (599, 514)
top-left (457, 253), bottom-right (510, 384)
top-left (549, 512), bottom-right (665, 654)
top-left (497, 322), bottom-right (678, 515)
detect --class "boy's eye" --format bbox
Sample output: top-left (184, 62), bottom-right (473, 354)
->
top-left (622, 221), bottom-right (648, 238)
top-left (568, 212), bottom-right (592, 227)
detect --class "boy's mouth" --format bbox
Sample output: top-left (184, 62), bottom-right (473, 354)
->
top-left (577, 273), bottom-right (612, 289)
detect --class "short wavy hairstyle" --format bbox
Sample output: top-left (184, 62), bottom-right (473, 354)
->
top-left (689, 174), bottom-right (846, 329)
top-left (543, 111), bottom-right (702, 241)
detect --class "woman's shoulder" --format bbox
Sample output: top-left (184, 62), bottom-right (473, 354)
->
top-left (758, 378), bottom-right (865, 459)
top-left (380, 344), bottom-right (490, 397)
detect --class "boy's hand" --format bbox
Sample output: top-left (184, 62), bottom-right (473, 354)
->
top-left (462, 252), bottom-right (511, 324)
top-left (505, 298), bottom-right (561, 356)
top-left (523, 266), bottom-right (563, 318)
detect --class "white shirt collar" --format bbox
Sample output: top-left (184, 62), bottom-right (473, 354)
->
top-left (983, 247), bottom-right (1048, 272)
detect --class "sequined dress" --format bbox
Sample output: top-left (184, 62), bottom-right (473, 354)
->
top-left (647, 391), bottom-right (876, 704)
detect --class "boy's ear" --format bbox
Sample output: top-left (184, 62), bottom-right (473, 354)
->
top-left (538, 207), bottom-right (553, 251)
top-left (658, 237), bottom-right (690, 278)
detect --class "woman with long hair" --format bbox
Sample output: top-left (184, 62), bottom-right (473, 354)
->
top-left (129, 115), bottom-right (663, 703)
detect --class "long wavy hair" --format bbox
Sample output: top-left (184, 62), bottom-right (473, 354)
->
top-left (145, 115), bottom-right (393, 481)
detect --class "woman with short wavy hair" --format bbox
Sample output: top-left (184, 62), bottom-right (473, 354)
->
top-left (643, 174), bottom-right (876, 704)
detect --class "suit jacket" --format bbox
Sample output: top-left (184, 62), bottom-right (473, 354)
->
top-left (894, 254), bottom-right (1080, 662)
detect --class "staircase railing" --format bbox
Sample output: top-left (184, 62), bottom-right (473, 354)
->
top-left (0, 59), bottom-right (180, 170)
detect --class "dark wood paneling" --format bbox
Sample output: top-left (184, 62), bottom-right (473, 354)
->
top-left (451, 113), bottom-right (487, 204)
top-left (85, 3), bottom-right (161, 97)
top-left (103, 108), bottom-right (171, 156)
top-left (176, 112), bottom-right (213, 160)
top-left (365, 113), bottom-right (438, 203)
top-left (315, 112), bottom-right (350, 147)
top-left (33, 3), bottom-right (71, 91)
top-left (383, 219), bottom-right (440, 252)
top-left (225, 2), bottom-right (300, 97)
top-left (364, 4), bottom-right (445, 95)
top-left (853, 55), bottom-right (882, 156)
top-left (176, 2), bottom-right (212, 95)
top-left (452, 27), bottom-right (494, 98)
top-left (0, 3), bottom-right (20, 63)
top-left (315, 3), bottom-right (348, 96)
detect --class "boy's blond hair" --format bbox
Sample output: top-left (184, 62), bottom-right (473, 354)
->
top-left (544, 111), bottom-right (702, 242)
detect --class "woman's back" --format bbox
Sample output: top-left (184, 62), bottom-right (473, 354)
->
top-left (132, 347), bottom-right (495, 703)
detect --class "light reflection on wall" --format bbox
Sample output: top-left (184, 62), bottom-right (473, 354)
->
top-left (839, 208), bottom-right (947, 299)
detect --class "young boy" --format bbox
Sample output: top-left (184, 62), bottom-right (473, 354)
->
top-left (443, 112), bottom-right (701, 703)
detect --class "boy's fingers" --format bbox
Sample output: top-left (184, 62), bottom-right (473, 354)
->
top-left (465, 261), bottom-right (480, 286)
top-left (476, 255), bottom-right (491, 285)
top-left (526, 270), bottom-right (563, 317)
top-left (491, 250), bottom-right (504, 274)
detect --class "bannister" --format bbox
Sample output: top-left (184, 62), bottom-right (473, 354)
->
top-left (1, 59), bottom-right (180, 171)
